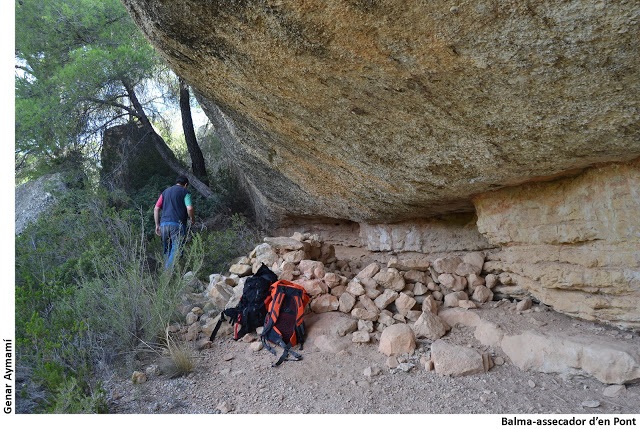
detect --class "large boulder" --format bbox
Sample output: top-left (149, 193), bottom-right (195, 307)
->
top-left (15, 173), bottom-right (67, 235)
top-left (100, 123), bottom-right (174, 194)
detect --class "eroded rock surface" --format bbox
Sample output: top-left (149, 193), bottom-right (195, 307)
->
top-left (475, 158), bottom-right (640, 330)
top-left (120, 1), bottom-right (640, 328)
top-left (122, 0), bottom-right (640, 226)
top-left (15, 173), bottom-right (67, 235)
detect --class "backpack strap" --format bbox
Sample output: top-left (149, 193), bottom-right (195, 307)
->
top-left (209, 311), bottom-right (227, 342)
top-left (270, 338), bottom-right (303, 366)
top-left (261, 331), bottom-right (303, 366)
top-left (295, 323), bottom-right (306, 351)
top-left (209, 308), bottom-right (243, 342)
top-left (273, 346), bottom-right (302, 367)
top-left (261, 335), bottom-right (277, 356)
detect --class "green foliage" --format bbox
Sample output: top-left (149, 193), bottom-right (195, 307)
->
top-left (15, 0), bottom-right (164, 177)
top-left (15, 186), bottom-right (206, 412)
top-left (128, 173), bottom-right (176, 241)
top-left (147, 233), bottom-right (205, 341)
top-left (200, 213), bottom-right (263, 276)
top-left (50, 377), bottom-right (108, 414)
top-left (190, 165), bottom-right (251, 219)
top-left (14, 0), bottom-right (245, 414)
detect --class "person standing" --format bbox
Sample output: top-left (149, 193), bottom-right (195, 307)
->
top-left (154, 175), bottom-right (195, 268)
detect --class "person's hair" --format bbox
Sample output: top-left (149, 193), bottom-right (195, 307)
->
top-left (176, 175), bottom-right (189, 186)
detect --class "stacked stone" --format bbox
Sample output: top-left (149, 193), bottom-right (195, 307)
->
top-left (173, 233), bottom-right (640, 382)
top-left (181, 232), bottom-right (501, 352)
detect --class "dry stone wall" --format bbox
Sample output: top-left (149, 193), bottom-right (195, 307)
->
top-left (359, 213), bottom-right (493, 254)
top-left (180, 231), bottom-right (498, 372)
top-left (176, 231), bottom-right (640, 383)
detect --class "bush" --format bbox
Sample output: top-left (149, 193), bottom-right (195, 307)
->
top-left (71, 215), bottom-right (205, 368)
top-left (15, 161), bottom-right (262, 412)
top-left (50, 377), bottom-right (108, 414)
top-left (199, 213), bottom-right (263, 276)
top-left (15, 186), bottom-right (206, 412)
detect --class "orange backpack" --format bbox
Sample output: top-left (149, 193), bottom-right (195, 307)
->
top-left (260, 279), bottom-right (311, 366)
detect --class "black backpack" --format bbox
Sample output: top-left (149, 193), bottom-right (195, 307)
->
top-left (210, 263), bottom-right (278, 341)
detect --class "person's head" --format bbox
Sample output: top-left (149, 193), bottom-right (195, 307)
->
top-left (176, 175), bottom-right (189, 187)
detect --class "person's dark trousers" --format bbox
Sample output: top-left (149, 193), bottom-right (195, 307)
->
top-left (160, 222), bottom-right (187, 269)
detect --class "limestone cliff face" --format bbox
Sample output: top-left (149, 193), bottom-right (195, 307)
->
top-left (122, 0), bottom-right (639, 226)
top-left (121, 0), bottom-right (640, 329)
top-left (475, 158), bottom-right (640, 330)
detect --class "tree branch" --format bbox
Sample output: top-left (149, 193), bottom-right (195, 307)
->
top-left (122, 79), bottom-right (214, 199)
top-left (84, 97), bottom-right (139, 117)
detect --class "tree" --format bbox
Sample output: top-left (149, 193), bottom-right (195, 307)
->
top-left (15, 0), bottom-right (213, 197)
top-left (179, 77), bottom-right (209, 186)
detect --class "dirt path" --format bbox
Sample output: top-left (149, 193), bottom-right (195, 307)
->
top-left (106, 305), bottom-right (640, 416)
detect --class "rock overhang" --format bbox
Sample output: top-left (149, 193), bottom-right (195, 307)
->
top-left (122, 0), bottom-right (640, 227)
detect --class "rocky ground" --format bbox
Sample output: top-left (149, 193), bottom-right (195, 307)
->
top-left (105, 297), bottom-right (640, 418)
top-left (104, 240), bottom-right (640, 420)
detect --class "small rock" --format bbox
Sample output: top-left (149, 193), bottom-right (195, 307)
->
top-left (223, 353), bottom-right (234, 361)
top-left (196, 339), bottom-right (213, 350)
top-left (250, 341), bottom-right (263, 352)
top-left (485, 274), bottom-right (498, 289)
top-left (363, 366), bottom-right (382, 377)
top-left (216, 400), bottom-right (234, 413)
top-left (581, 400), bottom-right (601, 408)
top-left (396, 362), bottom-right (415, 373)
top-left (458, 299), bottom-right (477, 309)
top-left (336, 318), bottom-right (358, 336)
top-left (516, 298), bottom-right (533, 312)
top-left (602, 384), bottom-right (626, 397)
top-left (241, 333), bottom-right (258, 342)
top-left (420, 357), bottom-right (434, 371)
top-left (131, 371), bottom-right (147, 384)
top-left (386, 355), bottom-right (399, 369)
top-left (185, 312), bottom-right (199, 325)
top-left (528, 380), bottom-right (536, 388)
top-left (145, 364), bottom-right (161, 376)
top-left (352, 330), bottom-right (371, 343)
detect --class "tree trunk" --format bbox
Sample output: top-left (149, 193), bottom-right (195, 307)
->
top-left (179, 77), bottom-right (209, 185)
top-left (123, 80), bottom-right (215, 199)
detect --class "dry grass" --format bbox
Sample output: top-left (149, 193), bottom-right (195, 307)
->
top-left (165, 328), bottom-right (196, 378)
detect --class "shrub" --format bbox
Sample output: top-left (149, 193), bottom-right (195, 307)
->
top-left (49, 377), bottom-right (108, 414)
top-left (15, 186), bottom-right (206, 412)
top-left (15, 160), bottom-right (262, 412)
top-left (199, 213), bottom-right (263, 276)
